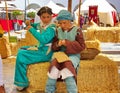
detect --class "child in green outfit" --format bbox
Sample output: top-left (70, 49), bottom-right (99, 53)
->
top-left (14, 6), bottom-right (56, 91)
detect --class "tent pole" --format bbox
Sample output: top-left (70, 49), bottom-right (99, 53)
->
top-left (78, 0), bottom-right (82, 26)
top-left (24, 0), bottom-right (27, 21)
top-left (4, 0), bottom-right (10, 38)
top-left (68, 0), bottom-right (72, 13)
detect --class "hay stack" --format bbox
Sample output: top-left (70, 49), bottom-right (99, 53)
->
top-left (85, 39), bottom-right (100, 50)
top-left (27, 62), bottom-right (50, 93)
top-left (24, 31), bottom-right (38, 46)
top-left (95, 27), bottom-right (117, 42)
top-left (78, 54), bottom-right (119, 93)
top-left (27, 55), bottom-right (119, 93)
top-left (0, 24), bottom-right (4, 37)
top-left (84, 28), bottom-right (96, 40)
top-left (85, 27), bottom-right (120, 43)
top-left (17, 31), bottom-right (38, 48)
top-left (10, 43), bottom-right (18, 56)
top-left (0, 36), bottom-right (11, 58)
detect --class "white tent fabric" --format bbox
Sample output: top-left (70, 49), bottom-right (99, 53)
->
top-left (46, 0), bottom-right (67, 14)
top-left (34, 0), bottom-right (67, 23)
top-left (74, 0), bottom-right (117, 26)
top-left (0, 1), bottom-right (13, 8)
top-left (26, 8), bottom-right (37, 13)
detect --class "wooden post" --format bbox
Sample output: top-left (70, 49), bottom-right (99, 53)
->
top-left (4, 0), bottom-right (10, 38)
top-left (78, 0), bottom-right (82, 26)
top-left (68, 0), bottom-right (72, 13)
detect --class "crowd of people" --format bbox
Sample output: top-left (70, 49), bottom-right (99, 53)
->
top-left (0, 6), bottom-right (85, 93)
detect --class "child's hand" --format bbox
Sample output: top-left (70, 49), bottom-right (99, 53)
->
top-left (61, 40), bottom-right (66, 46)
top-left (25, 26), bottom-right (32, 31)
top-left (58, 40), bottom-right (62, 46)
top-left (25, 20), bottom-right (31, 26)
top-left (58, 40), bottom-right (66, 46)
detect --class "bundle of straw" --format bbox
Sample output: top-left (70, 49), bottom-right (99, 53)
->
top-left (27, 55), bottom-right (119, 93)
top-left (85, 39), bottom-right (100, 50)
top-left (25, 31), bottom-right (38, 46)
top-left (0, 36), bottom-right (11, 58)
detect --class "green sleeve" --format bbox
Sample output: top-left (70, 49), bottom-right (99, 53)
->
top-left (29, 26), bottom-right (55, 44)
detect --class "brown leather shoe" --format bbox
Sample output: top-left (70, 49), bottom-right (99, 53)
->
top-left (0, 85), bottom-right (6, 93)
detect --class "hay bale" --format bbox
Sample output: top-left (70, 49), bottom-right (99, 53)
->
top-left (0, 24), bottom-right (4, 37)
top-left (15, 31), bottom-right (38, 50)
top-left (95, 27), bottom-right (117, 42)
top-left (27, 55), bottom-right (119, 93)
top-left (10, 43), bottom-right (18, 56)
top-left (0, 36), bottom-right (11, 58)
top-left (84, 28), bottom-right (96, 40)
top-left (78, 55), bottom-right (119, 93)
top-left (25, 31), bottom-right (38, 46)
top-left (27, 62), bottom-right (50, 93)
top-left (85, 27), bottom-right (120, 43)
top-left (85, 39), bottom-right (100, 50)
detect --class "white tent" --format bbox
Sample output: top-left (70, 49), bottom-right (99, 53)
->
top-left (74, 0), bottom-right (117, 26)
top-left (46, 0), bottom-right (67, 14)
top-left (34, 0), bottom-right (67, 23)
top-left (0, 1), bottom-right (13, 8)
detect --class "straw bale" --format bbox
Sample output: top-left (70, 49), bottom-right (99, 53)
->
top-left (15, 31), bottom-right (38, 50)
top-left (84, 28), bottom-right (96, 40)
top-left (27, 55), bottom-right (119, 93)
top-left (0, 36), bottom-right (11, 58)
top-left (115, 29), bottom-right (120, 42)
top-left (10, 43), bottom-right (18, 56)
top-left (25, 31), bottom-right (38, 46)
top-left (95, 27), bottom-right (117, 42)
top-left (85, 27), bottom-right (120, 43)
top-left (85, 39), bottom-right (100, 50)
top-left (0, 24), bottom-right (4, 35)
top-left (17, 39), bottom-right (28, 48)
top-left (9, 31), bottom-right (39, 56)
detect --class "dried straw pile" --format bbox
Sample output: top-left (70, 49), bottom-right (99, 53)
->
top-left (24, 31), bottom-right (38, 46)
top-left (85, 39), bottom-right (100, 50)
top-left (16, 31), bottom-right (38, 49)
top-left (85, 27), bottom-right (120, 43)
top-left (0, 36), bottom-right (11, 58)
top-left (10, 31), bottom-right (38, 55)
top-left (10, 43), bottom-right (18, 56)
top-left (83, 28), bottom-right (96, 40)
top-left (27, 55), bottom-right (119, 93)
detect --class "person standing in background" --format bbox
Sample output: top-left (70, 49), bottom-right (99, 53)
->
top-left (79, 14), bottom-right (84, 28)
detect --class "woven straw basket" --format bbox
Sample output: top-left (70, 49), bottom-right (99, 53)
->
top-left (80, 39), bottom-right (100, 60)
top-left (80, 48), bottom-right (100, 60)
top-left (27, 55), bottom-right (119, 93)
